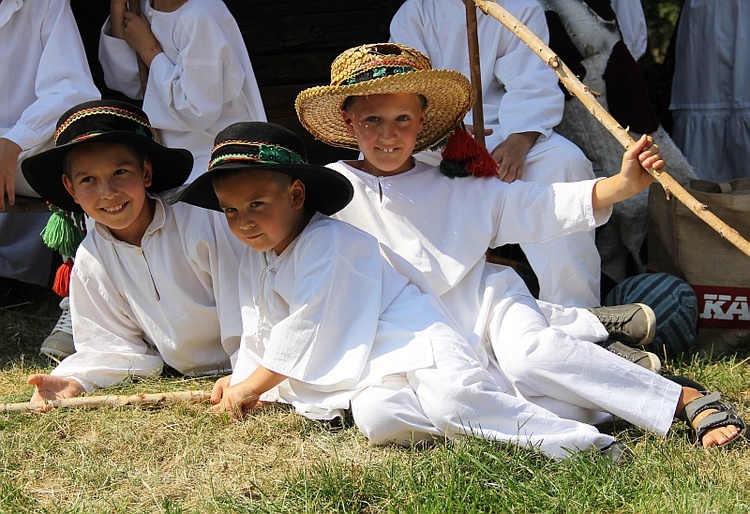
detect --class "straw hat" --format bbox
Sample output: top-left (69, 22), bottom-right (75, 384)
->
top-left (175, 122), bottom-right (353, 215)
top-left (295, 43), bottom-right (474, 153)
top-left (22, 100), bottom-right (192, 213)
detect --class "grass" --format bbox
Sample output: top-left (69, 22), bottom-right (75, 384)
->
top-left (1, 288), bottom-right (749, 513)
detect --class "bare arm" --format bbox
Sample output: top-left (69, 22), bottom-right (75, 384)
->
top-left (592, 134), bottom-right (662, 211)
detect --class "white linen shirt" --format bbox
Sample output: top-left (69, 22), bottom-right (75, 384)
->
top-left (231, 214), bottom-right (454, 420)
top-left (0, 0), bottom-right (99, 154)
top-left (98, 0), bottom-right (266, 179)
top-left (329, 160), bottom-right (611, 351)
top-left (52, 196), bottom-right (244, 391)
top-left (389, 0), bottom-right (563, 151)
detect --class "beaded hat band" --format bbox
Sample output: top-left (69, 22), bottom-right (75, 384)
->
top-left (175, 122), bottom-right (353, 215)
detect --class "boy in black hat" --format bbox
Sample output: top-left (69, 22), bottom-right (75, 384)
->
top-left (22, 100), bottom-right (243, 402)
top-left (176, 121), bottom-right (633, 460)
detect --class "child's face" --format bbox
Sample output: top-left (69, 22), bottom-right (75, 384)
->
top-left (62, 142), bottom-right (154, 246)
top-left (213, 170), bottom-right (308, 255)
top-left (342, 94), bottom-right (425, 177)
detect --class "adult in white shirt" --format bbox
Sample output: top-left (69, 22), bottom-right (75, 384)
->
top-left (0, 0), bottom-right (99, 289)
top-left (390, 0), bottom-right (601, 308)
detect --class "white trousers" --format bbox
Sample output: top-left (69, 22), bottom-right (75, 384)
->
top-left (486, 291), bottom-right (681, 434)
top-left (350, 332), bottom-right (614, 460)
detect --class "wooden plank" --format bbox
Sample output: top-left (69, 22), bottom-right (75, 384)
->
top-left (2, 197), bottom-right (49, 214)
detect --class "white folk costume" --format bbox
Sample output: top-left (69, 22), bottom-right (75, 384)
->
top-left (98, 0), bottom-right (267, 179)
top-left (330, 159), bottom-right (681, 434)
top-left (230, 213), bottom-right (615, 459)
top-left (51, 197), bottom-right (243, 391)
top-left (389, 0), bottom-right (600, 307)
top-left (0, 0), bottom-right (99, 285)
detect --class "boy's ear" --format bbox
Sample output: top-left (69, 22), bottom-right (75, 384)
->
top-left (417, 108), bottom-right (426, 134)
top-left (341, 109), bottom-right (357, 137)
top-left (142, 157), bottom-right (154, 188)
top-left (61, 174), bottom-right (80, 205)
top-left (290, 178), bottom-right (305, 209)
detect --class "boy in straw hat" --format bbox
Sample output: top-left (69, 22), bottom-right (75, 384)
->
top-left (295, 43), bottom-right (745, 448)
top-left (21, 100), bottom-right (243, 402)
top-left (177, 121), bottom-right (629, 459)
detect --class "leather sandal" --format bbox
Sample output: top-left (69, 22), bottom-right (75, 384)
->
top-left (679, 391), bottom-right (746, 448)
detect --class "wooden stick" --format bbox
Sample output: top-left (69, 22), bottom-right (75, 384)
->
top-left (128, 0), bottom-right (150, 95)
top-left (464, 0), bottom-right (486, 146)
top-left (2, 390), bottom-right (211, 414)
top-left (471, 0), bottom-right (750, 257)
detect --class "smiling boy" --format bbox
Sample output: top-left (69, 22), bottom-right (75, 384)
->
top-left (21, 100), bottom-right (243, 401)
top-left (295, 43), bottom-right (746, 448)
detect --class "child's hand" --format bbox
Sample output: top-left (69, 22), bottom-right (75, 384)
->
top-left (27, 374), bottom-right (85, 409)
top-left (620, 134), bottom-right (663, 195)
top-left (211, 379), bottom-right (262, 420)
top-left (109, 0), bottom-right (128, 40)
top-left (210, 374), bottom-right (233, 404)
top-left (122, 12), bottom-right (162, 66)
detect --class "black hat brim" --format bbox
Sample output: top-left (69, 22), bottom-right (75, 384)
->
top-left (174, 161), bottom-right (354, 216)
top-left (22, 131), bottom-right (193, 213)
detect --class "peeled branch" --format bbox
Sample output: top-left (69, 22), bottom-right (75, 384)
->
top-left (471, 0), bottom-right (750, 258)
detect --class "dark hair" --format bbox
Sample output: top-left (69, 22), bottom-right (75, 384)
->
top-left (62, 141), bottom-right (147, 178)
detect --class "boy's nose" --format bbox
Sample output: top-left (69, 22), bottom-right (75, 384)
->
top-left (98, 180), bottom-right (118, 198)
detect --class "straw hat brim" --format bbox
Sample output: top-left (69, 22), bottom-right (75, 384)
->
top-left (22, 131), bottom-right (192, 213)
top-left (295, 69), bottom-right (474, 153)
top-left (174, 161), bottom-right (354, 215)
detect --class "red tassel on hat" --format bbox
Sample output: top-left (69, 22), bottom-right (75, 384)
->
top-left (52, 258), bottom-right (74, 298)
top-left (440, 127), bottom-right (498, 178)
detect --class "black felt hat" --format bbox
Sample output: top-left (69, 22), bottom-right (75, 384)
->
top-left (22, 100), bottom-right (193, 213)
top-left (175, 122), bottom-right (353, 215)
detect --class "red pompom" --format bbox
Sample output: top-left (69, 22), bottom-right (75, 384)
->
top-left (52, 258), bottom-right (74, 298)
top-left (440, 128), bottom-right (498, 178)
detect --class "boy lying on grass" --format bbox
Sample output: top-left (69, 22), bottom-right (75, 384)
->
top-left (21, 100), bottom-right (243, 402)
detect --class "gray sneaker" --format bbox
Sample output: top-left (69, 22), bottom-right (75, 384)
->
top-left (603, 340), bottom-right (661, 374)
top-left (39, 297), bottom-right (75, 363)
top-left (590, 303), bottom-right (656, 347)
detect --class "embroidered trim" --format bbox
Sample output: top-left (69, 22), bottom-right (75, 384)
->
top-left (209, 141), bottom-right (304, 170)
top-left (55, 106), bottom-right (153, 143)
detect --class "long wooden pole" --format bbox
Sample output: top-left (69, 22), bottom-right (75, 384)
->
top-left (128, 0), bottom-right (150, 95)
top-left (2, 390), bottom-right (211, 414)
top-left (471, 0), bottom-right (750, 257)
top-left (464, 0), bottom-right (486, 146)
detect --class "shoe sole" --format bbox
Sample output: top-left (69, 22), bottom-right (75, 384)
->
top-left (634, 303), bottom-right (657, 347)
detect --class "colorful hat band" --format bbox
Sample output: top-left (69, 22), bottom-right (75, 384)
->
top-left (209, 140), bottom-right (305, 170)
top-left (342, 63), bottom-right (420, 86)
top-left (54, 106), bottom-right (154, 144)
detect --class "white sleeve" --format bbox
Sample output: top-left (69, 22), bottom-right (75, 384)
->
top-left (98, 17), bottom-right (144, 100)
top-left (50, 249), bottom-right (164, 391)
top-left (488, 179), bottom-right (611, 247)
top-left (4, 0), bottom-right (99, 151)
top-left (141, 12), bottom-right (248, 132)
top-left (490, 1), bottom-right (563, 141)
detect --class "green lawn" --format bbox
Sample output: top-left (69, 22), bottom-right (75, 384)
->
top-left (2, 288), bottom-right (749, 513)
